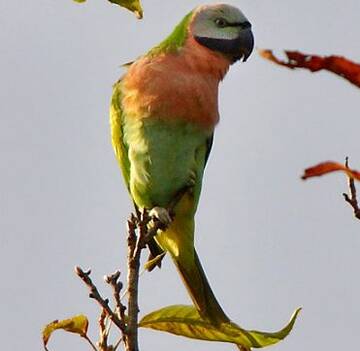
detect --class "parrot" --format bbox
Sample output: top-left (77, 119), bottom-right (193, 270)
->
top-left (110, 3), bottom-right (254, 325)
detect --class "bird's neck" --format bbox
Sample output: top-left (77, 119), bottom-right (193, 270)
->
top-left (180, 35), bottom-right (231, 82)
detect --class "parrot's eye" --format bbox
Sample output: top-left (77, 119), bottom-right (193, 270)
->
top-left (214, 18), bottom-right (227, 28)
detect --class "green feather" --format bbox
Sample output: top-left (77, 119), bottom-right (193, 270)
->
top-left (147, 10), bottom-right (194, 57)
top-left (110, 80), bottom-right (131, 190)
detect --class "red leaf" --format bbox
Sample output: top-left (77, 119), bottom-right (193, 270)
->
top-left (302, 161), bottom-right (360, 181)
top-left (259, 49), bottom-right (360, 88)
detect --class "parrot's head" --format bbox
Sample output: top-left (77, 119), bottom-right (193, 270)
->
top-left (190, 3), bottom-right (254, 64)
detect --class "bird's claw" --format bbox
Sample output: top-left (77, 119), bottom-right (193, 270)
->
top-left (149, 207), bottom-right (172, 226)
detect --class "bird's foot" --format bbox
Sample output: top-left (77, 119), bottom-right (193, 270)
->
top-left (149, 207), bottom-right (172, 226)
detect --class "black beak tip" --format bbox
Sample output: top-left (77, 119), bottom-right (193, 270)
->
top-left (240, 29), bottom-right (254, 62)
top-left (229, 28), bottom-right (254, 64)
top-left (242, 50), bottom-right (251, 62)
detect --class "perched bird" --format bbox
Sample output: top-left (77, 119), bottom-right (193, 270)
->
top-left (110, 3), bottom-right (254, 325)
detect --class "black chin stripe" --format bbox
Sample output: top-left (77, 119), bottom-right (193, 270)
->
top-left (194, 36), bottom-right (243, 55)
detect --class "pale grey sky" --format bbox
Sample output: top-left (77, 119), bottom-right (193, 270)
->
top-left (1, 1), bottom-right (360, 350)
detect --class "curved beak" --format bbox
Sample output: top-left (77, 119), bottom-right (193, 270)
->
top-left (234, 27), bottom-right (254, 62)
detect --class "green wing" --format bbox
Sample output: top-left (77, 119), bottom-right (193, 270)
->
top-left (110, 79), bottom-right (131, 191)
top-left (110, 79), bottom-right (165, 269)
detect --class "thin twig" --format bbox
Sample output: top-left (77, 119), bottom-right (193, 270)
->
top-left (104, 270), bottom-right (127, 348)
top-left (342, 157), bottom-right (360, 220)
top-left (104, 270), bottom-right (126, 319)
top-left (75, 267), bottom-right (126, 333)
top-left (113, 336), bottom-right (124, 351)
top-left (125, 207), bottom-right (174, 351)
top-left (83, 334), bottom-right (98, 351)
top-left (125, 215), bottom-right (141, 351)
top-left (97, 308), bottom-right (109, 351)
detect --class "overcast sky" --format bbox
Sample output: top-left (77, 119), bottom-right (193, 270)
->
top-left (1, 1), bottom-right (360, 350)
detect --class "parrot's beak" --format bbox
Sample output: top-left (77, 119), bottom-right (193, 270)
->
top-left (233, 27), bottom-right (254, 63)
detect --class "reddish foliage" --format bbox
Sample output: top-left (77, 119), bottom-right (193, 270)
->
top-left (302, 161), bottom-right (360, 181)
top-left (259, 49), bottom-right (360, 88)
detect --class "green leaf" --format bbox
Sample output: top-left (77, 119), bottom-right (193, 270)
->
top-left (139, 305), bottom-right (301, 349)
top-left (72, 0), bottom-right (143, 18)
top-left (42, 314), bottom-right (89, 349)
top-left (108, 0), bottom-right (143, 19)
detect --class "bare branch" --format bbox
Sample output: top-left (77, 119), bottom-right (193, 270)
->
top-left (113, 336), bottom-right (124, 351)
top-left (104, 270), bottom-right (126, 320)
top-left (125, 207), bottom-right (174, 351)
top-left (75, 188), bottom-right (187, 351)
top-left (97, 308), bottom-right (109, 351)
top-left (125, 215), bottom-right (141, 351)
top-left (342, 157), bottom-right (360, 220)
top-left (75, 267), bottom-right (126, 333)
top-left (83, 334), bottom-right (98, 351)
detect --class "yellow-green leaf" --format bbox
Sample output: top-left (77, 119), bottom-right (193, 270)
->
top-left (139, 305), bottom-right (301, 349)
top-left (73, 0), bottom-right (87, 3)
top-left (108, 0), bottom-right (143, 19)
top-left (42, 314), bottom-right (89, 348)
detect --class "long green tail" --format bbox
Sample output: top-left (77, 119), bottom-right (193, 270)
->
top-left (173, 249), bottom-right (230, 325)
top-left (153, 191), bottom-right (230, 325)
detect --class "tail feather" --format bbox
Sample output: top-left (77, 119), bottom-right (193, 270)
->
top-left (152, 192), bottom-right (229, 325)
top-left (173, 249), bottom-right (230, 325)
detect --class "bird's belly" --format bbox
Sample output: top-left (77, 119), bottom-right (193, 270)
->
top-left (124, 118), bottom-right (208, 209)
